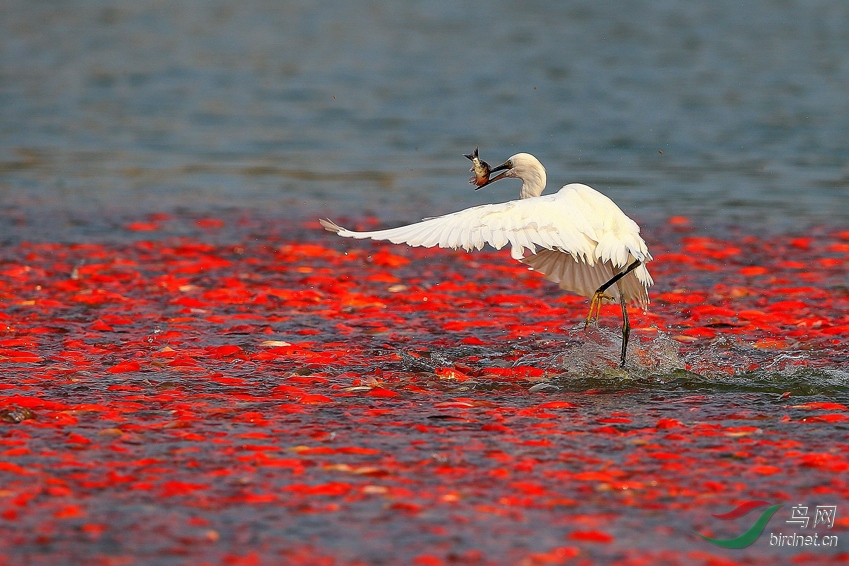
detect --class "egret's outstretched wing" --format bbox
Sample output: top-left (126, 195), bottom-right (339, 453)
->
top-left (320, 183), bottom-right (653, 304)
top-left (322, 187), bottom-right (624, 264)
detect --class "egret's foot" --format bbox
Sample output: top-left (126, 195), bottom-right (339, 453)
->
top-left (584, 292), bottom-right (614, 328)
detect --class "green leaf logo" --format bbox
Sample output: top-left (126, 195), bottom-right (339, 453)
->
top-left (696, 501), bottom-right (782, 549)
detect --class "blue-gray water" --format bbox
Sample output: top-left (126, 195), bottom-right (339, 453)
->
top-left (1, 0), bottom-right (848, 240)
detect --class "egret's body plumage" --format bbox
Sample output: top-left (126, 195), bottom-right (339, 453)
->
top-left (321, 152), bottom-right (653, 366)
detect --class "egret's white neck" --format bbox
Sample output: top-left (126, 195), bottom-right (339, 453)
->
top-left (518, 166), bottom-right (546, 199)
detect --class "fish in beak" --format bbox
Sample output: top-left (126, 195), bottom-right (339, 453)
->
top-left (463, 147), bottom-right (492, 187)
top-left (473, 157), bottom-right (512, 190)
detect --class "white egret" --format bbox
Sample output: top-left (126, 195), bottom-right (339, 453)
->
top-left (320, 151), bottom-right (653, 366)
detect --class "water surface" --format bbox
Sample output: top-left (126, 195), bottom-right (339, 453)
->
top-left (2, 0), bottom-right (848, 240)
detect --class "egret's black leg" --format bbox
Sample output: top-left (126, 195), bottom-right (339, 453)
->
top-left (619, 291), bottom-right (630, 367)
top-left (597, 259), bottom-right (642, 296)
top-left (585, 260), bottom-right (642, 326)
top-left (583, 260), bottom-right (642, 365)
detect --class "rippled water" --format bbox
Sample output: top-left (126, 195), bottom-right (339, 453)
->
top-left (2, 0), bottom-right (848, 240)
top-left (2, 5), bottom-right (848, 564)
top-left (1, 0), bottom-right (846, 395)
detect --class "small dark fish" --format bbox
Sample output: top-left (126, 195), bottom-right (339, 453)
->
top-left (463, 147), bottom-right (491, 187)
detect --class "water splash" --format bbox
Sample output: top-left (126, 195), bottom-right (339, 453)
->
top-left (516, 326), bottom-right (685, 378)
top-left (396, 326), bottom-right (848, 398)
top-left (513, 327), bottom-right (849, 397)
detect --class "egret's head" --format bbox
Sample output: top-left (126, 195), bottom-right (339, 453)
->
top-left (475, 153), bottom-right (546, 197)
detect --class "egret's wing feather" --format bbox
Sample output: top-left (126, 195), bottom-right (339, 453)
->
top-left (523, 249), bottom-right (651, 307)
top-left (562, 184), bottom-right (651, 267)
top-left (621, 264), bottom-right (653, 307)
top-left (321, 195), bottom-right (599, 261)
top-left (522, 249), bottom-right (618, 301)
